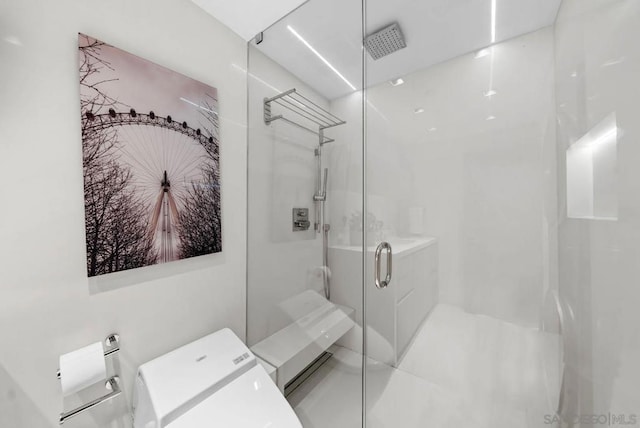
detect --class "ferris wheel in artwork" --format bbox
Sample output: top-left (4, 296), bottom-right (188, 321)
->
top-left (78, 33), bottom-right (222, 278)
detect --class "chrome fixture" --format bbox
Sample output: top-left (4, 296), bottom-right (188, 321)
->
top-left (263, 88), bottom-right (345, 144)
top-left (322, 223), bottom-right (331, 300)
top-left (60, 377), bottom-right (121, 425)
top-left (293, 208), bottom-right (311, 231)
top-left (264, 88), bottom-right (346, 301)
top-left (313, 168), bottom-right (328, 202)
top-left (365, 22), bottom-right (407, 60)
top-left (58, 334), bottom-right (121, 425)
top-left (374, 242), bottom-right (393, 289)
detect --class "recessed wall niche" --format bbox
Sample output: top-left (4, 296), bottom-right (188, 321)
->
top-left (566, 113), bottom-right (618, 221)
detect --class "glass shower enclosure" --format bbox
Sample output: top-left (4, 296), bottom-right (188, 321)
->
top-left (247, 0), bottom-right (640, 426)
top-left (246, 0), bottom-right (365, 425)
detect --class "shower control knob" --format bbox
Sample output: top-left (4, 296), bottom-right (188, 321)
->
top-left (292, 208), bottom-right (311, 231)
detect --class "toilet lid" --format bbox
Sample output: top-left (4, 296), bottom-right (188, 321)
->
top-left (167, 365), bottom-right (302, 428)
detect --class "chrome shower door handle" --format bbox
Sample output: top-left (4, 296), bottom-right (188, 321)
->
top-left (374, 242), bottom-right (392, 289)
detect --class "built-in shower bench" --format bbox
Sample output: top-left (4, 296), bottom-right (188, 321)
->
top-left (251, 290), bottom-right (355, 393)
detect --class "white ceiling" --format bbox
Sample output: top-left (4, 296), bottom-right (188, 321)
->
top-left (191, 0), bottom-right (308, 41)
top-left (252, 0), bottom-right (562, 99)
top-left (365, 0), bottom-right (562, 86)
top-left (252, 0), bottom-right (364, 98)
top-left (193, 0), bottom-right (562, 99)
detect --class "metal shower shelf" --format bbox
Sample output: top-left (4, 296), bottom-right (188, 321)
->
top-left (264, 88), bottom-right (346, 144)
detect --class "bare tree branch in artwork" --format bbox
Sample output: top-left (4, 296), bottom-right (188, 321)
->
top-left (79, 35), bottom-right (157, 276)
top-left (79, 34), bottom-right (124, 115)
top-left (175, 96), bottom-right (222, 258)
top-left (176, 164), bottom-right (222, 258)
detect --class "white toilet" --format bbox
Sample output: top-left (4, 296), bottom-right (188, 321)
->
top-left (133, 328), bottom-right (303, 428)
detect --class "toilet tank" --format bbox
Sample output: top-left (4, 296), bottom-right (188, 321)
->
top-left (133, 328), bottom-right (257, 428)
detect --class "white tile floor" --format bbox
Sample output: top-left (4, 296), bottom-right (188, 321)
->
top-left (288, 303), bottom-right (562, 428)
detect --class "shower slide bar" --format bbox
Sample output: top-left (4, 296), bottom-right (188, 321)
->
top-left (264, 88), bottom-right (346, 144)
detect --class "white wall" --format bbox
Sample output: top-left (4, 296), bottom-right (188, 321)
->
top-left (336, 28), bottom-right (558, 328)
top-left (555, 0), bottom-right (640, 418)
top-left (0, 1), bottom-right (247, 426)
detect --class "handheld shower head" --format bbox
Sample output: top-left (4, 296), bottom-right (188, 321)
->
top-left (322, 168), bottom-right (328, 196)
top-left (314, 168), bottom-right (328, 201)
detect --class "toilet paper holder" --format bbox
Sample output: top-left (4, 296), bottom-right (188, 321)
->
top-left (59, 376), bottom-right (121, 425)
top-left (57, 334), bottom-right (121, 425)
top-left (56, 334), bottom-right (119, 379)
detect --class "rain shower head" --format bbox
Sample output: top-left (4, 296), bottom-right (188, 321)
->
top-left (364, 22), bottom-right (407, 60)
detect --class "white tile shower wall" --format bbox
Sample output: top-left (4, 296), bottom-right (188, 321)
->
top-left (0, 0), bottom-right (247, 426)
top-left (555, 0), bottom-right (640, 418)
top-left (332, 28), bottom-right (558, 329)
top-left (246, 47), bottom-right (331, 346)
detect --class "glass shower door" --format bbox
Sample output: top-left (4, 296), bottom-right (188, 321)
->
top-left (363, 1), bottom-right (564, 426)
